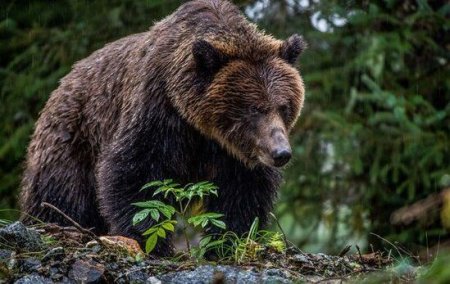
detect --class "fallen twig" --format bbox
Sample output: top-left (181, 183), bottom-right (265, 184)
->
top-left (356, 245), bottom-right (367, 271)
top-left (41, 202), bottom-right (101, 242)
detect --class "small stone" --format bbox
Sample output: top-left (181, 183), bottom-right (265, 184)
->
top-left (8, 251), bottom-right (17, 271)
top-left (18, 258), bottom-right (41, 273)
top-left (126, 269), bottom-right (148, 284)
top-left (0, 222), bottom-right (43, 252)
top-left (316, 253), bottom-right (329, 260)
top-left (286, 246), bottom-right (301, 255)
top-left (14, 274), bottom-right (53, 284)
top-left (146, 276), bottom-right (162, 284)
top-left (49, 266), bottom-right (59, 275)
top-left (51, 273), bottom-right (63, 281)
top-left (106, 262), bottom-right (119, 270)
top-left (262, 269), bottom-right (291, 284)
top-left (292, 254), bottom-right (310, 264)
top-left (0, 249), bottom-right (12, 263)
top-left (59, 276), bottom-right (76, 284)
top-left (42, 247), bottom-right (64, 262)
top-left (69, 259), bottom-right (105, 284)
top-left (99, 236), bottom-right (143, 257)
top-left (264, 268), bottom-right (286, 277)
top-left (91, 245), bottom-right (102, 253)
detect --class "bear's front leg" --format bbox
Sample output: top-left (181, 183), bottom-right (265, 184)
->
top-left (96, 130), bottom-right (175, 256)
top-left (205, 163), bottom-right (282, 237)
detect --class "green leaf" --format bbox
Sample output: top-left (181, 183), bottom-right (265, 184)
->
top-left (187, 216), bottom-right (203, 227)
top-left (141, 181), bottom-right (164, 191)
top-left (131, 201), bottom-right (163, 208)
top-left (210, 219), bottom-right (226, 229)
top-left (201, 213), bottom-right (224, 218)
top-left (199, 236), bottom-right (212, 248)
top-left (159, 206), bottom-right (176, 219)
top-left (132, 209), bottom-right (150, 225)
top-left (142, 227), bottom-right (158, 236)
top-left (157, 228), bottom-right (166, 238)
top-left (205, 239), bottom-right (226, 249)
top-left (162, 222), bottom-right (175, 232)
top-left (149, 209), bottom-right (160, 221)
top-left (145, 233), bottom-right (158, 253)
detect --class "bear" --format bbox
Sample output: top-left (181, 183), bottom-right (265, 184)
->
top-left (20, 0), bottom-right (306, 256)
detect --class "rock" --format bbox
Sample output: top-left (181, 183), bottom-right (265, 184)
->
top-left (158, 265), bottom-right (291, 284)
top-left (99, 236), bottom-right (144, 258)
top-left (146, 276), bottom-right (162, 284)
top-left (7, 251), bottom-right (17, 271)
top-left (0, 249), bottom-right (12, 263)
top-left (286, 246), bottom-right (301, 255)
top-left (18, 258), bottom-right (41, 273)
top-left (68, 259), bottom-right (105, 284)
top-left (316, 253), bottom-right (329, 260)
top-left (292, 254), bottom-right (311, 265)
top-left (0, 249), bottom-right (12, 274)
top-left (105, 262), bottom-right (119, 270)
top-left (0, 222), bottom-right (43, 252)
top-left (124, 267), bottom-right (148, 284)
top-left (42, 247), bottom-right (64, 262)
top-left (262, 269), bottom-right (291, 284)
top-left (14, 274), bottom-right (53, 284)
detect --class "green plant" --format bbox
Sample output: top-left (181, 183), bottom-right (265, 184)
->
top-left (213, 217), bottom-right (287, 264)
top-left (417, 251), bottom-right (450, 283)
top-left (132, 179), bottom-right (226, 255)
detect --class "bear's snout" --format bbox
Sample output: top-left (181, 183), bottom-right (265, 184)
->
top-left (269, 129), bottom-right (292, 167)
top-left (271, 146), bottom-right (292, 167)
top-left (256, 125), bottom-right (292, 168)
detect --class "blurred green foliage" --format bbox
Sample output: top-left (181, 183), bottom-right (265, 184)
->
top-left (1, 0), bottom-right (449, 256)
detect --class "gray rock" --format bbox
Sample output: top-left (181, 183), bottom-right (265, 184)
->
top-left (146, 276), bottom-right (162, 284)
top-left (18, 258), bottom-right (41, 273)
top-left (91, 245), bottom-right (102, 253)
top-left (105, 262), bottom-right (119, 270)
top-left (158, 265), bottom-right (291, 284)
top-left (14, 274), bottom-right (53, 284)
top-left (68, 259), bottom-right (105, 284)
top-left (262, 268), bottom-right (291, 284)
top-left (0, 249), bottom-right (12, 263)
top-left (292, 254), bottom-right (311, 264)
top-left (59, 276), bottom-right (76, 284)
top-left (126, 269), bottom-right (148, 284)
top-left (0, 222), bottom-right (43, 252)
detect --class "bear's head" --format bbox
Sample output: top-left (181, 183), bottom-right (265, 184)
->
top-left (187, 34), bottom-right (306, 168)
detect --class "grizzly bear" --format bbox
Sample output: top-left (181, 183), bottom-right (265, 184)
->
top-left (20, 0), bottom-right (306, 255)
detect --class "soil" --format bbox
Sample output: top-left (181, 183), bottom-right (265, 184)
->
top-left (0, 222), bottom-right (416, 283)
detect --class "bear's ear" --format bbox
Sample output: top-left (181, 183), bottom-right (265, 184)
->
top-left (192, 39), bottom-right (227, 73)
top-left (279, 34), bottom-right (307, 65)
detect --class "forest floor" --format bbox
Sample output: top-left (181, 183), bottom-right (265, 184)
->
top-left (0, 221), bottom-right (419, 283)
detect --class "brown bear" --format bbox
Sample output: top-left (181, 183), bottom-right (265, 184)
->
top-left (20, 0), bottom-right (306, 255)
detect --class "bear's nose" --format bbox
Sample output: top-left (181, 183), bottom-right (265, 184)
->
top-left (271, 148), bottom-right (292, 167)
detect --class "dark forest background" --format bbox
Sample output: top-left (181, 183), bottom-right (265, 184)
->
top-left (1, 0), bottom-right (449, 257)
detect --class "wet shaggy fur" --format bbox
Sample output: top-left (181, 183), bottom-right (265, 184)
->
top-left (20, 0), bottom-right (306, 255)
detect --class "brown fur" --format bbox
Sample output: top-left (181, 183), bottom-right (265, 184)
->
top-left (20, 0), bottom-right (306, 255)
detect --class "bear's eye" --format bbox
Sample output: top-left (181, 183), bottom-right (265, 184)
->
top-left (279, 105), bottom-right (290, 119)
top-left (249, 106), bottom-right (264, 115)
